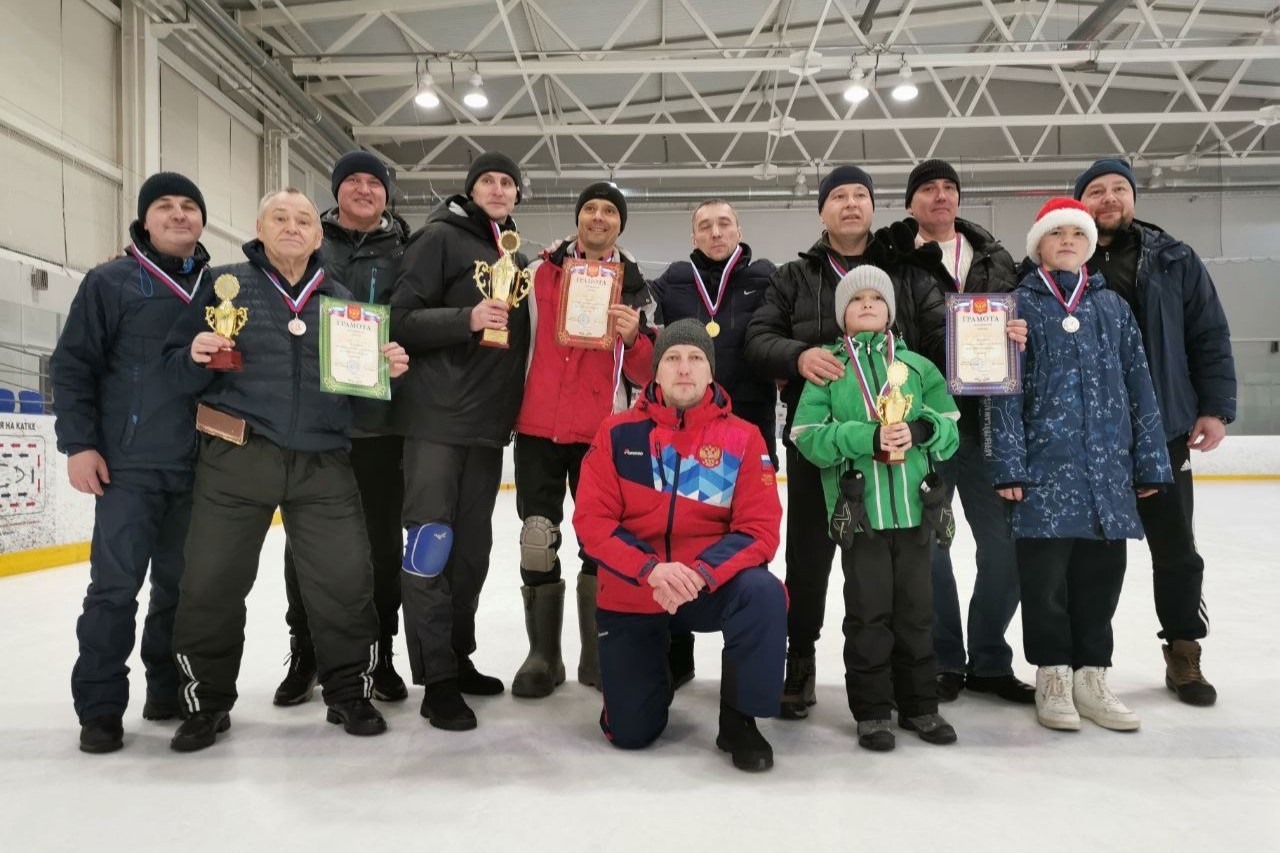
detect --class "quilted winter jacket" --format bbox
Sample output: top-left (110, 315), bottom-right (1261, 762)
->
top-left (515, 240), bottom-right (655, 445)
top-left (986, 268), bottom-right (1173, 540)
top-left (573, 384), bottom-right (783, 615)
top-left (790, 334), bottom-right (959, 531)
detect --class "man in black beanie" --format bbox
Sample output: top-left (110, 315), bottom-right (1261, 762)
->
top-left (271, 151), bottom-right (413, 710)
top-left (1076, 157), bottom-right (1235, 707)
top-left (391, 151), bottom-right (530, 730)
top-left (875, 158), bottom-right (1032, 706)
top-left (508, 179), bottom-right (655, 699)
top-left (51, 171), bottom-right (211, 753)
top-left (744, 163), bottom-right (946, 719)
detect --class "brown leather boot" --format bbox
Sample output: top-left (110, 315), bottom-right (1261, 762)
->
top-left (1163, 640), bottom-right (1217, 706)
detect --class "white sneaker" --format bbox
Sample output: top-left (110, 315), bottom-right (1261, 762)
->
top-left (1035, 665), bottom-right (1080, 730)
top-left (1073, 667), bottom-right (1140, 731)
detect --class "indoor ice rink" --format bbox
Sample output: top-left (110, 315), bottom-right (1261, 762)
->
top-left (2, 1), bottom-right (1279, 851)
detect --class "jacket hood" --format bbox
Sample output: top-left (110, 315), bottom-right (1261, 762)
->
top-left (637, 382), bottom-right (732, 430)
top-left (127, 220), bottom-right (212, 275)
top-left (321, 207), bottom-right (410, 244)
top-left (241, 238), bottom-right (325, 286)
top-left (544, 237), bottom-right (647, 295)
top-left (423, 194), bottom-right (518, 243)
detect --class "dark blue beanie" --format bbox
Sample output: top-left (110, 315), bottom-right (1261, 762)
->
top-left (331, 151), bottom-right (391, 199)
top-left (1073, 158), bottom-right (1136, 200)
top-left (818, 165), bottom-right (875, 210)
top-left (137, 172), bottom-right (206, 224)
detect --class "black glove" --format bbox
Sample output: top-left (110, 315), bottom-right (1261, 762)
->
top-left (919, 471), bottom-right (955, 548)
top-left (829, 469), bottom-right (872, 550)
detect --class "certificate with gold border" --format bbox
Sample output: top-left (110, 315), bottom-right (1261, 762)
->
top-left (318, 296), bottom-right (391, 400)
top-left (945, 292), bottom-right (1021, 395)
top-left (556, 259), bottom-right (623, 350)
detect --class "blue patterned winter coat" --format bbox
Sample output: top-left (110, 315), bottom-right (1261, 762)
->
top-left (986, 268), bottom-right (1172, 540)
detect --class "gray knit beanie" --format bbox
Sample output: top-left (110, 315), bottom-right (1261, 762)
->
top-left (834, 265), bottom-right (896, 333)
top-left (652, 318), bottom-right (716, 375)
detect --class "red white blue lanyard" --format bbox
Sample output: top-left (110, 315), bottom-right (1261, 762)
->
top-left (843, 331), bottom-right (896, 419)
top-left (947, 237), bottom-right (963, 291)
top-left (263, 266), bottom-right (325, 317)
top-left (691, 244), bottom-right (743, 321)
top-left (129, 241), bottom-right (204, 303)
top-left (827, 253), bottom-right (849, 281)
top-left (1036, 265), bottom-right (1088, 316)
top-left (490, 220), bottom-right (505, 251)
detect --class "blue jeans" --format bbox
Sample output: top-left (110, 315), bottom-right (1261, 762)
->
top-left (930, 432), bottom-right (1020, 677)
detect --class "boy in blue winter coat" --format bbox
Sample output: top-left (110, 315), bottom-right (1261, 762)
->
top-left (987, 198), bottom-right (1172, 733)
top-left (791, 265), bottom-right (960, 752)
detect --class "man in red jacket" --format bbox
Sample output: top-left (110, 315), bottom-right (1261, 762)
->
top-left (574, 319), bottom-right (785, 772)
top-left (510, 182), bottom-right (654, 699)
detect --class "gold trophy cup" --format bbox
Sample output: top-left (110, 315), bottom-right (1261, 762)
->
top-left (473, 230), bottom-right (533, 348)
top-left (204, 274), bottom-right (249, 372)
top-left (874, 360), bottom-right (914, 465)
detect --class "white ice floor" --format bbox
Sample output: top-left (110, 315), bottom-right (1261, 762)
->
top-left (2, 482), bottom-right (1279, 852)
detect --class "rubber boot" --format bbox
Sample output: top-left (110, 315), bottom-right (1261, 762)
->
top-left (577, 573), bottom-right (601, 689)
top-left (512, 581), bottom-right (567, 698)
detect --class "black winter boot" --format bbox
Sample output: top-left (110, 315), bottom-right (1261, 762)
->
top-left (716, 701), bottom-right (774, 772)
top-left (457, 655), bottom-right (505, 696)
top-left (327, 698), bottom-right (388, 736)
top-left (420, 678), bottom-right (477, 731)
top-left (512, 581), bottom-right (567, 698)
top-left (372, 636), bottom-right (408, 702)
top-left (79, 715), bottom-right (124, 754)
top-left (577, 573), bottom-right (601, 689)
top-left (779, 650), bottom-right (816, 719)
top-left (273, 636), bottom-right (317, 706)
top-left (170, 711), bottom-right (230, 752)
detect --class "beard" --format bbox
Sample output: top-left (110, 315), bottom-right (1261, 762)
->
top-left (1096, 212), bottom-right (1134, 242)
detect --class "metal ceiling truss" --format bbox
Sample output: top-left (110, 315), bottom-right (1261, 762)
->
top-left (216, 0), bottom-right (1278, 188)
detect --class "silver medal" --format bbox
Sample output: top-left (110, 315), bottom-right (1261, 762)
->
top-left (1062, 315), bottom-right (1080, 334)
top-left (288, 317), bottom-right (307, 336)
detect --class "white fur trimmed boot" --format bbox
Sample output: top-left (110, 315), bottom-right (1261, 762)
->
top-left (1035, 665), bottom-right (1080, 731)
top-left (1073, 666), bottom-right (1140, 731)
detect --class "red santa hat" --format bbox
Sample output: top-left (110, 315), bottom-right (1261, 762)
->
top-left (1025, 197), bottom-right (1098, 265)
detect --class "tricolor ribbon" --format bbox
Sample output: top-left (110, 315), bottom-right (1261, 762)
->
top-left (949, 237), bottom-right (964, 291)
top-left (262, 266), bottom-right (325, 317)
top-left (490, 220), bottom-right (504, 251)
top-left (1036, 265), bottom-right (1088, 316)
top-left (690, 244), bottom-right (743, 323)
top-left (827, 253), bottom-right (849, 281)
top-left (129, 241), bottom-right (205, 304)
top-left (843, 331), bottom-right (896, 420)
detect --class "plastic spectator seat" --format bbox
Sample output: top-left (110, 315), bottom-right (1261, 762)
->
top-left (17, 390), bottom-right (44, 415)
top-left (0, 388), bottom-right (15, 413)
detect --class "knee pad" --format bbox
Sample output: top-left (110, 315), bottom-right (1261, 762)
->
top-left (403, 523), bottom-right (452, 578)
top-left (519, 516), bottom-right (561, 573)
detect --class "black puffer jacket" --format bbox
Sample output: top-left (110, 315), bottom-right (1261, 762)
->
top-left (164, 241), bottom-right (356, 452)
top-left (743, 233), bottom-right (945, 444)
top-left (320, 208), bottom-right (410, 435)
top-left (650, 243), bottom-right (777, 406)
top-left (875, 216), bottom-right (1018, 437)
top-left (50, 224), bottom-right (210, 471)
top-left (390, 196), bottom-right (531, 447)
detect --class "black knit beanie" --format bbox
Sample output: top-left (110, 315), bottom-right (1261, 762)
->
top-left (465, 151), bottom-right (523, 204)
top-left (137, 172), bottom-right (206, 225)
top-left (575, 182), bottom-right (628, 233)
top-left (818, 165), bottom-right (875, 211)
top-left (331, 151), bottom-right (391, 198)
top-left (905, 159), bottom-right (960, 208)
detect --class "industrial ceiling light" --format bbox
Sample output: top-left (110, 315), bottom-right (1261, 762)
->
top-left (843, 68), bottom-right (870, 104)
top-left (891, 65), bottom-right (918, 102)
top-left (793, 172), bottom-right (809, 197)
top-left (462, 71), bottom-right (488, 109)
top-left (414, 72), bottom-right (440, 109)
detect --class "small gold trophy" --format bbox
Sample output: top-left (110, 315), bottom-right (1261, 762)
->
top-left (204, 274), bottom-right (249, 372)
top-left (473, 230), bottom-right (533, 348)
top-left (874, 360), bottom-right (914, 465)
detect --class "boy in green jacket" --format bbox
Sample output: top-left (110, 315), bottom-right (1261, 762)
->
top-left (791, 265), bottom-right (959, 752)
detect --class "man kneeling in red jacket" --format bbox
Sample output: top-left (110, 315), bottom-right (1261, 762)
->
top-left (574, 319), bottom-right (786, 771)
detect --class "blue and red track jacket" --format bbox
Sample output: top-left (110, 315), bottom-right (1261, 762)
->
top-left (573, 382), bottom-right (783, 614)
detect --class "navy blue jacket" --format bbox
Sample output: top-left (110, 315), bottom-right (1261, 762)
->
top-left (1090, 220), bottom-right (1236, 441)
top-left (164, 241), bottom-right (356, 453)
top-left (649, 243), bottom-right (776, 406)
top-left (986, 268), bottom-right (1172, 540)
top-left (50, 226), bottom-right (210, 471)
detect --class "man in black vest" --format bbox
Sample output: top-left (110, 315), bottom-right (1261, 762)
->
top-left (52, 172), bottom-right (210, 753)
top-left (164, 188), bottom-right (408, 752)
top-left (274, 152), bottom-right (411, 708)
top-left (1075, 158), bottom-right (1236, 706)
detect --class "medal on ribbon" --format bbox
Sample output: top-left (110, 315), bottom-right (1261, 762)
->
top-left (691, 245), bottom-right (743, 339)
